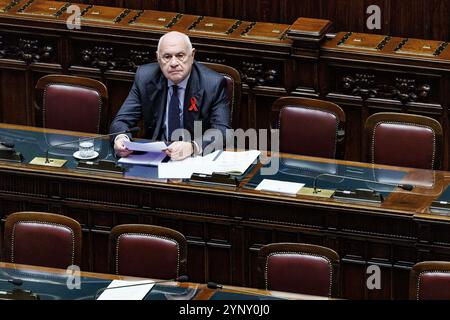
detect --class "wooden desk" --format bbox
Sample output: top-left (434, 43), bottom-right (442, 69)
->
top-left (0, 262), bottom-right (330, 300)
top-left (0, 123), bottom-right (449, 299)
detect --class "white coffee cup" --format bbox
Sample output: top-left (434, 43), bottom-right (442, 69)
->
top-left (79, 139), bottom-right (95, 158)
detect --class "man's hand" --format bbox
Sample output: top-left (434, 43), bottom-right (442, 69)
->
top-left (114, 136), bottom-right (133, 158)
top-left (165, 141), bottom-right (193, 160)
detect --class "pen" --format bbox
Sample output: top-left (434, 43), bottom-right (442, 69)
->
top-left (213, 150), bottom-right (223, 161)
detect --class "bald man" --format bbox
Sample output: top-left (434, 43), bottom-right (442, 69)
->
top-left (110, 31), bottom-right (231, 160)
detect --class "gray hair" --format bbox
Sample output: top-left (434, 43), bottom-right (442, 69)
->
top-left (157, 31), bottom-right (193, 54)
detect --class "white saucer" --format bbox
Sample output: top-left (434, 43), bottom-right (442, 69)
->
top-left (73, 151), bottom-right (99, 160)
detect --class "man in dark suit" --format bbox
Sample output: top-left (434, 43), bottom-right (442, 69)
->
top-left (110, 31), bottom-right (231, 160)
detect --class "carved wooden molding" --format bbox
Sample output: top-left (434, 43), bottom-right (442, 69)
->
top-left (241, 61), bottom-right (278, 87)
top-left (0, 36), bottom-right (54, 64)
top-left (80, 46), bottom-right (115, 71)
top-left (80, 46), bottom-right (155, 72)
top-left (204, 57), bottom-right (226, 64)
top-left (342, 73), bottom-right (431, 104)
top-left (197, 56), bottom-right (280, 87)
top-left (342, 74), bottom-right (377, 100)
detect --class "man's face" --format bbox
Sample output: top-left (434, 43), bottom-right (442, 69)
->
top-left (157, 34), bottom-right (195, 84)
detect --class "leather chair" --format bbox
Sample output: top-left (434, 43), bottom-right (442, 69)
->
top-left (271, 97), bottom-right (346, 159)
top-left (35, 74), bottom-right (108, 133)
top-left (4, 211), bottom-right (82, 269)
top-left (109, 224), bottom-right (187, 279)
top-left (365, 112), bottom-right (443, 170)
top-left (202, 62), bottom-right (241, 129)
top-left (258, 243), bottom-right (340, 297)
top-left (410, 261), bottom-right (450, 300)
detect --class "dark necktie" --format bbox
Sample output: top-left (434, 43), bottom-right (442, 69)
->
top-left (167, 85), bottom-right (181, 140)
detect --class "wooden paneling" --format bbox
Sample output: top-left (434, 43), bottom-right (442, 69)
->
top-left (74, 0), bottom-right (450, 40)
top-left (0, 70), bottom-right (28, 125)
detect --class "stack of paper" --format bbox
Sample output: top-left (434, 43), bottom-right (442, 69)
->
top-left (118, 141), bottom-right (167, 166)
top-left (158, 150), bottom-right (260, 179)
top-left (255, 179), bottom-right (305, 195)
top-left (213, 150), bottom-right (261, 175)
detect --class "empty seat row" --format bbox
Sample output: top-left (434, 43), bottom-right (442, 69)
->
top-left (273, 96), bottom-right (442, 170)
top-left (2, 211), bottom-right (187, 280)
top-left (3, 211), bottom-right (338, 297)
top-left (4, 211), bottom-right (450, 299)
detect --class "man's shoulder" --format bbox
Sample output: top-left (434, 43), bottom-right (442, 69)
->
top-left (193, 61), bottom-right (225, 86)
top-left (136, 62), bottom-right (161, 76)
top-left (194, 61), bottom-right (221, 77)
top-left (133, 62), bottom-right (164, 87)
top-left (136, 62), bottom-right (161, 79)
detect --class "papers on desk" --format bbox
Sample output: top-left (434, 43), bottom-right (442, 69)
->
top-left (158, 151), bottom-right (216, 179)
top-left (158, 150), bottom-right (260, 179)
top-left (118, 141), bottom-right (168, 166)
top-left (255, 179), bottom-right (305, 195)
top-left (118, 152), bottom-right (167, 166)
top-left (123, 140), bottom-right (167, 153)
top-left (213, 150), bottom-right (260, 175)
top-left (96, 280), bottom-right (155, 300)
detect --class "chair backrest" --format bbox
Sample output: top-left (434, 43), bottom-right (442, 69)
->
top-left (109, 224), bottom-right (187, 279)
top-left (271, 97), bottom-right (346, 159)
top-left (365, 112), bottom-right (443, 170)
top-left (202, 62), bottom-right (241, 129)
top-left (258, 242), bottom-right (340, 297)
top-left (410, 261), bottom-right (450, 300)
top-left (35, 74), bottom-right (108, 133)
top-left (4, 211), bottom-right (82, 269)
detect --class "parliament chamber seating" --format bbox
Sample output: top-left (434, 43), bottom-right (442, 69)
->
top-left (365, 112), bottom-right (443, 170)
top-left (409, 261), bottom-right (450, 300)
top-left (35, 75), bottom-right (108, 134)
top-left (3, 212), bottom-right (82, 269)
top-left (257, 243), bottom-right (340, 297)
top-left (109, 224), bottom-right (187, 279)
top-left (271, 97), bottom-right (346, 159)
top-left (2, 0), bottom-right (450, 300)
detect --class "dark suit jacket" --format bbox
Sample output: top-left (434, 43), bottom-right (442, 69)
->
top-left (110, 61), bottom-right (231, 151)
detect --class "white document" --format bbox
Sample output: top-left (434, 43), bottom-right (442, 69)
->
top-left (255, 179), bottom-right (305, 195)
top-left (158, 157), bottom-right (198, 179)
top-left (158, 150), bottom-right (260, 179)
top-left (158, 151), bottom-right (220, 179)
top-left (123, 140), bottom-right (167, 153)
top-left (212, 150), bottom-right (260, 175)
top-left (96, 280), bottom-right (155, 300)
top-left (118, 151), bottom-right (167, 166)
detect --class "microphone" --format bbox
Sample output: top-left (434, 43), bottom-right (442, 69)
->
top-left (312, 173), bottom-right (414, 193)
top-left (0, 273), bottom-right (40, 300)
top-left (43, 127), bottom-right (140, 164)
top-left (0, 138), bottom-right (22, 163)
top-left (0, 278), bottom-right (23, 286)
top-left (0, 140), bottom-right (14, 149)
top-left (0, 268), bottom-right (24, 286)
top-left (206, 281), bottom-right (271, 297)
top-left (94, 275), bottom-right (189, 300)
top-left (207, 281), bottom-right (223, 289)
top-left (8, 278), bottom-right (22, 286)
